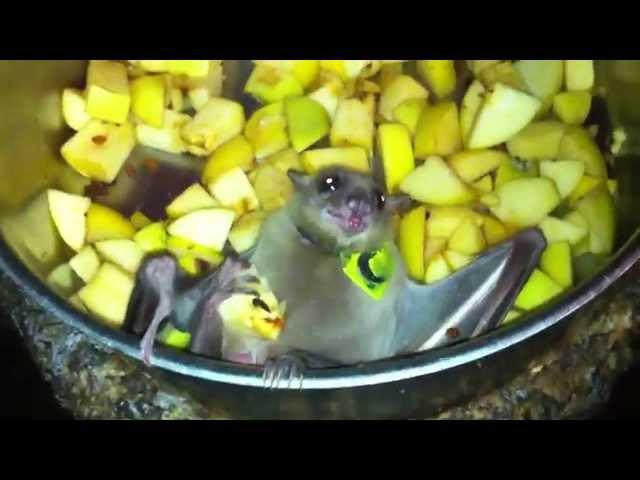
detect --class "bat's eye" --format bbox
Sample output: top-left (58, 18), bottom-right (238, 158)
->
top-left (318, 175), bottom-right (340, 193)
top-left (376, 190), bottom-right (386, 210)
top-left (252, 297), bottom-right (271, 313)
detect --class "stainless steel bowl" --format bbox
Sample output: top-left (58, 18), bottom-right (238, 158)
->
top-left (1, 60), bottom-right (639, 419)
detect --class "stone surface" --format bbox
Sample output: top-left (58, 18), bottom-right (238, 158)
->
top-left (2, 266), bottom-right (639, 419)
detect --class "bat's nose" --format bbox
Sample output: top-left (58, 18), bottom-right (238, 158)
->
top-left (346, 191), bottom-right (373, 213)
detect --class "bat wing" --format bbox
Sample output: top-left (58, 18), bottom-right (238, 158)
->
top-left (393, 227), bottom-right (546, 355)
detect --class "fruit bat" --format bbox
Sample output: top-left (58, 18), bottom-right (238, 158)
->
top-left (124, 166), bottom-right (546, 388)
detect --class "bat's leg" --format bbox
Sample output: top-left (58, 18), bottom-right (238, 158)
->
top-left (262, 351), bottom-right (337, 390)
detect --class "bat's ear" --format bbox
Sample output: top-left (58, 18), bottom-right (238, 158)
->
top-left (385, 194), bottom-right (412, 214)
top-left (287, 169), bottom-right (312, 190)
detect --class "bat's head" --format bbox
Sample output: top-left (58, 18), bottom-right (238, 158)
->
top-left (287, 167), bottom-right (411, 252)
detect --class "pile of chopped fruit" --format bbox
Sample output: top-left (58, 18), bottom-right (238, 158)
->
top-left (42, 59), bottom-right (616, 350)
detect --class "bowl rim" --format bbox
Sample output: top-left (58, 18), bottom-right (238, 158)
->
top-left (1, 228), bottom-right (639, 390)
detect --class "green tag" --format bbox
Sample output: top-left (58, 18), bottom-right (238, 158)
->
top-left (340, 243), bottom-right (395, 300)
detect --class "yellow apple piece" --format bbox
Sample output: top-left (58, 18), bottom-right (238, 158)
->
top-left (134, 222), bottom-right (167, 253)
top-left (168, 208), bottom-right (235, 251)
top-left (86, 203), bottom-right (136, 243)
top-left (539, 160), bottom-right (585, 199)
top-left (94, 239), bottom-right (144, 274)
top-left (414, 102), bottom-right (462, 158)
top-left (286, 96), bottom-right (330, 152)
top-left (506, 121), bottom-right (566, 161)
top-left (62, 88), bottom-right (90, 131)
top-left (85, 60), bottom-right (130, 124)
top-left (130, 75), bottom-right (166, 128)
top-left (460, 80), bottom-right (486, 146)
top-left (398, 206), bottom-right (427, 282)
top-left (244, 64), bottom-right (304, 104)
top-left (448, 221), bottom-right (486, 255)
top-left (165, 183), bottom-right (217, 219)
top-left (472, 175), bottom-right (493, 194)
top-left (564, 210), bottom-right (591, 256)
top-left (557, 125), bottom-right (607, 178)
top-left (378, 75), bottom-right (429, 121)
top-left (47, 189), bottom-right (91, 252)
top-left (167, 60), bottom-right (210, 78)
top-left (467, 83), bottom-right (541, 149)
top-left (478, 61), bottom-right (527, 91)
top-left (61, 119), bottom-right (136, 183)
top-left (443, 250), bottom-right (475, 271)
top-left (301, 147), bottom-right (369, 174)
top-left (468, 60), bottom-right (501, 75)
top-left (426, 207), bottom-right (484, 239)
top-left (502, 309), bottom-right (523, 325)
top-left (69, 245), bottom-right (101, 283)
top-left (182, 98), bottom-right (245, 155)
top-left (424, 236), bottom-right (448, 262)
top-left (424, 253), bottom-right (452, 284)
top-left (255, 60), bottom-right (320, 89)
top-left (553, 91), bottom-right (592, 126)
top-left (136, 109), bottom-right (191, 154)
top-left (330, 98), bottom-right (374, 155)
top-left (208, 168), bottom-right (259, 216)
top-left (575, 187), bottom-right (616, 255)
top-left (187, 87), bottom-right (210, 111)
top-left (417, 60), bottom-right (456, 99)
top-left (228, 211), bottom-right (266, 254)
top-left (244, 102), bottom-right (289, 160)
top-left (494, 156), bottom-right (538, 187)
top-left (47, 263), bottom-right (81, 297)
top-left (201, 135), bottom-right (254, 186)
top-left (133, 60), bottom-right (170, 72)
top-left (538, 216), bottom-right (588, 245)
top-left (377, 123), bottom-right (415, 194)
top-left (448, 149), bottom-right (508, 183)
top-left (482, 216), bottom-right (509, 246)
top-left (565, 61), bottom-right (594, 91)
top-left (568, 175), bottom-right (604, 205)
top-left (263, 148), bottom-right (302, 174)
top-left (379, 62), bottom-right (404, 92)
top-left (515, 269), bottom-right (563, 311)
top-left (129, 211), bottom-right (152, 229)
top-left (308, 75), bottom-right (344, 119)
top-left (252, 164), bottom-right (294, 212)
top-left (400, 156), bottom-right (476, 206)
top-left (513, 60), bottom-right (564, 114)
top-left (491, 178), bottom-right (561, 227)
top-left (166, 236), bottom-right (224, 267)
top-left (540, 241), bottom-right (573, 289)
top-left (393, 98), bottom-right (427, 135)
top-left (78, 263), bottom-right (134, 327)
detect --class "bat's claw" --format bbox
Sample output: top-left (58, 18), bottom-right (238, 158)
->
top-left (262, 354), bottom-right (305, 390)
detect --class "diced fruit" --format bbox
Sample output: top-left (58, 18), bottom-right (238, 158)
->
top-left (244, 102), bottom-right (289, 159)
top-left (228, 211), bottom-right (266, 253)
top-left (86, 203), bottom-right (136, 243)
top-left (256, 60), bottom-right (320, 89)
top-left (130, 75), bottom-right (166, 128)
top-left (285, 96), bottom-right (330, 152)
top-left (379, 75), bottom-right (429, 121)
top-left (188, 87), bottom-right (210, 111)
top-left (47, 189), bottom-right (91, 252)
top-left (393, 98), bottom-right (427, 135)
top-left (468, 60), bottom-right (501, 75)
top-left (513, 60), bottom-right (564, 112)
top-left (478, 61), bottom-right (527, 91)
top-left (47, 263), bottom-right (81, 296)
top-left (208, 168), bottom-right (259, 216)
top-left (448, 221), bottom-right (486, 255)
top-left (540, 242), bottom-right (573, 289)
top-left (557, 125), bottom-right (607, 177)
top-left (136, 110), bottom-right (190, 154)
top-left (443, 250), bottom-right (474, 271)
top-left (61, 119), bottom-right (136, 183)
top-left (330, 98), bottom-right (374, 154)
top-left (169, 87), bottom-right (184, 112)
top-left (539, 216), bottom-right (588, 245)
top-left (398, 206), bottom-right (427, 282)
top-left (448, 149), bottom-right (508, 183)
top-left (569, 175), bottom-right (604, 204)
top-left (263, 148), bottom-right (302, 174)
top-left (424, 253), bottom-right (452, 284)
top-left (244, 64), bottom-right (304, 104)
top-left (168, 208), bottom-right (235, 251)
top-left (460, 80), bottom-right (486, 146)
top-left (575, 187), bottom-right (616, 255)
top-left (515, 269), bottom-right (563, 310)
top-left (426, 207), bottom-right (484, 238)
top-left (94, 239), bottom-right (144, 274)
top-left (483, 216), bottom-right (508, 246)
top-left (167, 60), bottom-right (210, 78)
top-left (134, 60), bottom-right (170, 73)
top-left (129, 211), bottom-right (151, 229)
top-left (166, 236), bottom-right (224, 267)
top-left (378, 123), bottom-right (415, 194)
top-left (301, 147), bottom-right (369, 174)
top-left (78, 263), bottom-right (134, 327)
top-left (502, 309), bottom-right (523, 325)
top-left (491, 178), bottom-right (561, 227)
top-left (166, 183), bottom-right (217, 218)
top-left (308, 76), bottom-right (344, 119)
top-left (539, 160), bottom-right (585, 199)
top-left (467, 83), bottom-right (541, 149)
top-left (414, 102), bottom-right (462, 158)
top-left (62, 88), bottom-right (90, 131)
top-left (565, 61), bottom-right (594, 91)
top-left (69, 246), bottom-right (101, 283)
top-left (379, 63), bottom-right (404, 91)
top-left (495, 156), bottom-right (538, 187)
top-left (252, 164), bottom-right (294, 212)
top-left (506, 121), bottom-right (566, 161)
top-left (85, 60), bottom-right (131, 124)
top-left (400, 156), bottom-right (476, 206)
top-left (472, 175), bottom-right (493, 193)
top-left (424, 236), bottom-right (448, 261)
top-left (182, 98), bottom-right (245, 155)
top-left (417, 60), bottom-right (456, 99)
top-left (134, 222), bottom-right (167, 253)
top-left (553, 91), bottom-right (592, 125)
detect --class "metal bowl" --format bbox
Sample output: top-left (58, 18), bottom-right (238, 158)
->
top-left (1, 60), bottom-right (639, 419)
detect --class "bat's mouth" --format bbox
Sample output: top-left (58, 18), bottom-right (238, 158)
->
top-left (326, 209), bottom-right (371, 235)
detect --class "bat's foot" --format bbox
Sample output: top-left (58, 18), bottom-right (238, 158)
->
top-left (262, 354), bottom-right (306, 390)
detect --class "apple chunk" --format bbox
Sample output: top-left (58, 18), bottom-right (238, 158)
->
top-left (86, 203), bottom-right (136, 243)
top-left (330, 98), bottom-right (374, 155)
top-left (491, 178), bottom-right (561, 227)
top-left (85, 60), bottom-right (130, 124)
top-left (397, 206), bottom-right (427, 282)
top-left (78, 263), bottom-right (134, 327)
top-left (244, 64), bottom-right (304, 104)
top-left (515, 269), bottom-right (563, 311)
top-left (244, 102), bottom-right (289, 160)
top-left (47, 189), bottom-right (91, 252)
top-left (378, 75), bottom-right (428, 121)
top-left (131, 74), bottom-right (166, 128)
top-left (417, 60), bottom-right (456, 99)
top-left (506, 121), bottom-right (566, 161)
top-left (134, 222), bottom-right (167, 253)
top-left (565, 61), bottom-right (594, 91)
top-left (553, 91), bottom-right (592, 126)
top-left (228, 211), bottom-right (266, 254)
top-left (301, 147), bottom-right (369, 174)
top-left (448, 149), bottom-right (508, 183)
top-left (286, 96), bottom-right (330, 152)
top-left (460, 80), bottom-right (486, 146)
top-left (202, 135), bottom-right (254, 185)
top-left (136, 109), bottom-right (191, 154)
top-left (181, 98), bottom-right (245, 155)
top-left (69, 245), bottom-right (101, 283)
top-left (208, 168), bottom-right (259, 216)
top-left (539, 160), bottom-right (585, 199)
top-left (378, 123), bottom-right (415, 194)
top-left (575, 187), bottom-right (616, 255)
top-left (167, 208), bottom-right (235, 251)
top-left (166, 183), bottom-right (217, 219)
top-left (540, 242), bottom-right (573, 289)
top-left (62, 88), bottom-right (90, 131)
top-left (557, 125), bottom-right (607, 178)
top-left (94, 239), bottom-right (145, 274)
top-left (414, 102), bottom-right (462, 158)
